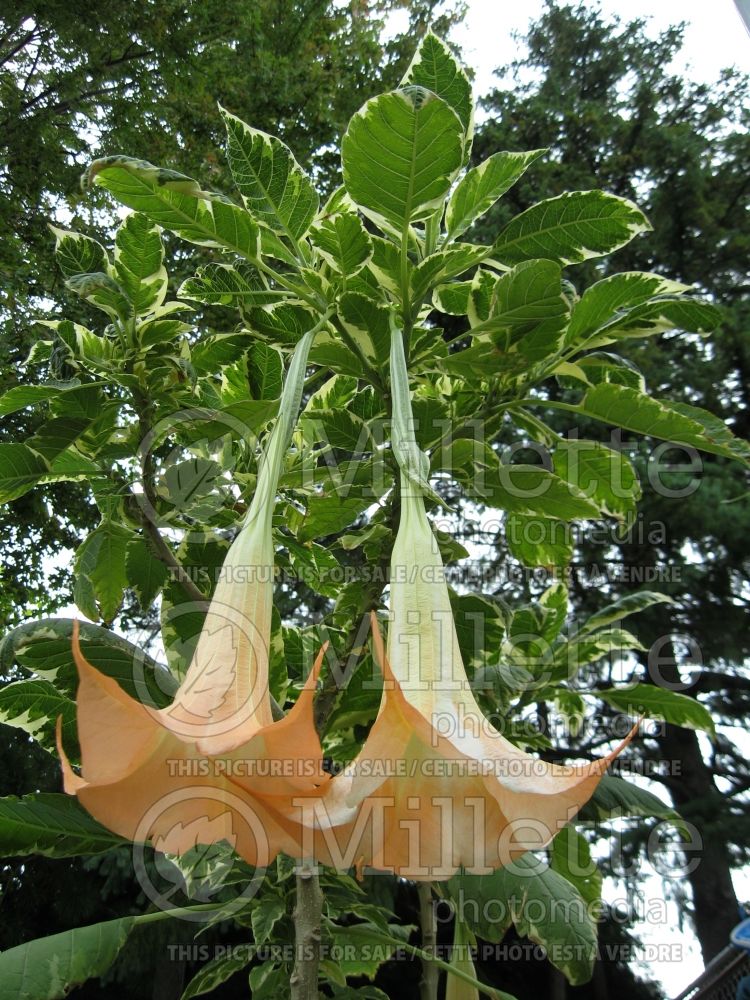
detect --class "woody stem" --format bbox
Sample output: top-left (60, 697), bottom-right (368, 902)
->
top-left (290, 863), bottom-right (323, 1000)
top-left (418, 883), bottom-right (439, 1000)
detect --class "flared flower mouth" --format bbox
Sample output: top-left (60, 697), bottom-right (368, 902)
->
top-left (287, 317), bottom-right (637, 880)
top-left (57, 620), bottom-right (329, 865)
top-left (292, 613), bottom-right (635, 880)
top-left (57, 324), bottom-right (331, 865)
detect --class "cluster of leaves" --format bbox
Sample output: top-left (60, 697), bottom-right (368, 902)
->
top-left (0, 27), bottom-right (745, 1000)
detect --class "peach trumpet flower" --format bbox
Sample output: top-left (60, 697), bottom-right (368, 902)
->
top-left (58, 325), bottom-right (329, 865)
top-left (304, 505), bottom-right (635, 879)
top-left (297, 324), bottom-right (635, 880)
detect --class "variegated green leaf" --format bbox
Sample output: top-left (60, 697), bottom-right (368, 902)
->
top-left (575, 383), bottom-right (750, 464)
top-left (220, 106), bottom-right (318, 240)
top-left (565, 271), bottom-right (691, 346)
top-left (338, 292), bottom-right (390, 365)
top-left (0, 679), bottom-right (76, 755)
top-left (49, 226), bottom-right (108, 279)
top-left (65, 272), bottom-right (131, 321)
top-left (410, 244), bottom-right (487, 303)
top-left (74, 520), bottom-right (135, 623)
top-left (587, 297), bottom-right (723, 346)
top-left (113, 212), bottom-right (167, 314)
top-left (86, 156), bottom-right (260, 260)
top-left (401, 31), bottom-right (473, 137)
top-left (446, 149), bottom-right (545, 239)
top-left (505, 513), bottom-right (573, 568)
top-left (553, 439), bottom-right (641, 520)
top-left (0, 914), bottom-right (135, 999)
top-left (475, 259), bottom-right (570, 356)
top-left (493, 190), bottom-right (651, 266)
top-left (0, 443), bottom-right (49, 504)
top-left (178, 263), bottom-right (290, 306)
top-left (309, 213), bottom-right (373, 276)
top-left (0, 793), bottom-right (126, 859)
top-left (342, 88), bottom-right (464, 231)
top-left (598, 684), bottom-right (715, 735)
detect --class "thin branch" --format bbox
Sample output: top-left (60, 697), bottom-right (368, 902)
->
top-left (418, 883), bottom-right (439, 1000)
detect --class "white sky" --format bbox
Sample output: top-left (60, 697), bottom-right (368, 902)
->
top-left (453, 0), bottom-right (750, 99)
top-left (445, 3), bottom-right (750, 997)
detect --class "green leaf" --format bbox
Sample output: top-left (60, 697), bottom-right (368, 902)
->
top-left (449, 852), bottom-right (596, 985)
top-left (298, 493), bottom-right (372, 542)
top-left (553, 628), bottom-right (645, 680)
top-left (482, 464), bottom-right (602, 519)
top-left (251, 896), bottom-right (286, 945)
top-left (550, 827), bottom-right (602, 910)
top-left (342, 88), bottom-right (464, 231)
top-left (49, 226), bottom-right (108, 279)
top-left (220, 106), bottom-right (318, 240)
top-left (0, 443), bottom-right (49, 504)
top-left (578, 775), bottom-right (680, 823)
top-left (248, 342), bottom-right (283, 400)
top-left (74, 520), bottom-right (134, 622)
top-left (505, 513), bottom-right (573, 567)
top-left (446, 149), bottom-right (545, 239)
top-left (0, 914), bottom-right (134, 999)
top-left (401, 31), bottom-right (473, 135)
top-left (553, 439), bottom-right (641, 521)
top-left (410, 245), bottom-right (487, 303)
top-left (478, 259), bottom-right (570, 358)
top-left (565, 271), bottom-right (691, 346)
top-left (0, 792), bottom-right (125, 859)
top-left (310, 213), bottom-right (373, 276)
top-left (592, 297), bottom-right (722, 345)
top-left (581, 590), bottom-right (674, 634)
top-left (86, 156), bottom-right (260, 261)
top-left (0, 679), bottom-right (77, 756)
top-left (338, 292), bottom-right (390, 365)
top-left (575, 383), bottom-right (750, 464)
top-left (181, 951), bottom-right (252, 999)
top-left (27, 417), bottom-right (92, 461)
top-left (178, 264), bottom-right (288, 307)
top-left (493, 190), bottom-right (651, 266)
top-left (0, 617), bottom-right (175, 707)
top-left (125, 536), bottom-right (169, 609)
top-left (597, 684), bottom-right (715, 735)
top-left (0, 385), bottom-right (66, 416)
top-left (302, 408), bottom-right (372, 452)
top-left (65, 272), bottom-right (132, 321)
top-left (113, 212), bottom-right (168, 314)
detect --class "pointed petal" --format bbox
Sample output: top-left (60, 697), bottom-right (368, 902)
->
top-left (71, 620), bottom-right (164, 784)
top-left (56, 715), bottom-right (85, 794)
top-left (306, 619), bottom-right (636, 879)
top-left (225, 644), bottom-right (330, 799)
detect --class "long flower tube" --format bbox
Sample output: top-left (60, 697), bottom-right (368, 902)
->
top-left (297, 320), bottom-right (635, 880)
top-left (58, 322), bottom-right (329, 865)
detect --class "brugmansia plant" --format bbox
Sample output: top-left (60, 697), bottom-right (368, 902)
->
top-left (0, 30), bottom-right (741, 1000)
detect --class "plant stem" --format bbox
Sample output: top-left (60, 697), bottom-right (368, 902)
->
top-left (290, 863), bottom-right (323, 1000)
top-left (418, 883), bottom-right (439, 1000)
